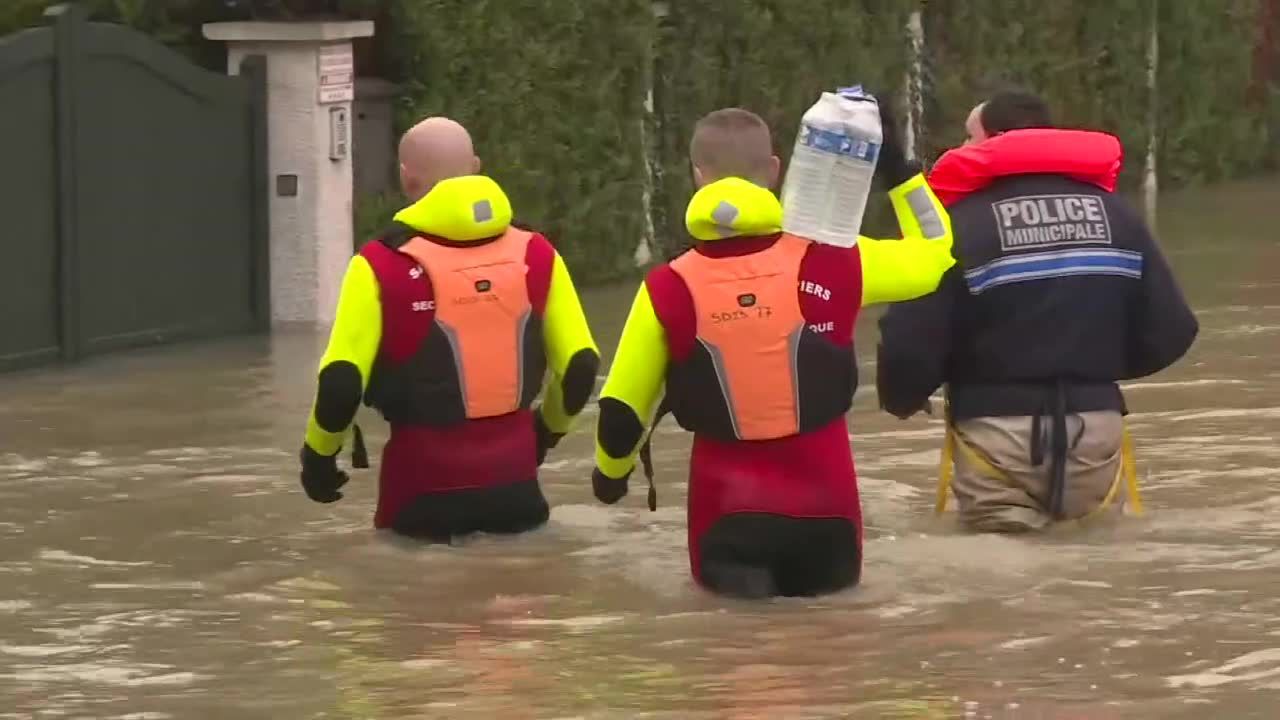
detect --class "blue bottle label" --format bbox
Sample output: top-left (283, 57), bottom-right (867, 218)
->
top-left (798, 124), bottom-right (881, 162)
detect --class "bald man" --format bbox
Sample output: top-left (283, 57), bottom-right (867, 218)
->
top-left (591, 106), bottom-right (956, 598)
top-left (299, 117), bottom-right (600, 541)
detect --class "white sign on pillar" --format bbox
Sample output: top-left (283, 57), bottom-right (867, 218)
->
top-left (318, 44), bottom-right (355, 104)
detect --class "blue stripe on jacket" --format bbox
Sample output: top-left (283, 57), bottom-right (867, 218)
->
top-left (964, 248), bottom-right (1143, 294)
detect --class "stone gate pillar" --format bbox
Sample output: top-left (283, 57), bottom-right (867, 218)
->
top-left (203, 21), bottom-right (375, 327)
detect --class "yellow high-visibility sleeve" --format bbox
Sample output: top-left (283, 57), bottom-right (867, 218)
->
top-left (860, 173), bottom-right (956, 306)
top-left (304, 255), bottom-right (382, 456)
top-left (539, 252), bottom-right (599, 434)
top-left (539, 372), bottom-right (572, 433)
top-left (595, 283), bottom-right (668, 479)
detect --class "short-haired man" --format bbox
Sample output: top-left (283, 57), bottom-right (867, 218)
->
top-left (877, 91), bottom-right (1197, 531)
top-left (591, 105), bottom-right (956, 598)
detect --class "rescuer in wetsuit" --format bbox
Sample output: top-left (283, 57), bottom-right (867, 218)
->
top-left (591, 105), bottom-right (956, 598)
top-left (877, 90), bottom-right (1198, 531)
top-left (298, 117), bottom-right (600, 541)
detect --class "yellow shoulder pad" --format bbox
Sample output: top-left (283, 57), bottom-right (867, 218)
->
top-left (393, 175), bottom-right (513, 242)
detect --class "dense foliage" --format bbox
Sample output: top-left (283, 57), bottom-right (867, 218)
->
top-left (923, 0), bottom-right (1274, 187)
top-left (922, 1), bottom-right (1153, 186)
top-left (1158, 0), bottom-right (1274, 184)
top-left (3, 0), bottom-right (1276, 282)
top-left (386, 0), bottom-right (655, 279)
top-left (650, 0), bottom-right (912, 258)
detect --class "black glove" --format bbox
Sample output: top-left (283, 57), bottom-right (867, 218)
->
top-left (876, 390), bottom-right (925, 421)
top-left (872, 94), bottom-right (921, 189)
top-left (592, 467), bottom-right (629, 505)
top-left (300, 445), bottom-right (349, 504)
top-left (533, 408), bottom-right (564, 467)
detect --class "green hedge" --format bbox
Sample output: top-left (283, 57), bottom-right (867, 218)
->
top-left (922, 0), bottom-right (1274, 188)
top-left (4, 1), bottom-right (1276, 283)
top-left (922, 1), bottom-right (1152, 187)
top-left (1158, 0), bottom-right (1272, 184)
top-left (382, 0), bottom-right (1273, 278)
top-left (651, 0), bottom-right (912, 258)
top-left (386, 0), bottom-right (654, 282)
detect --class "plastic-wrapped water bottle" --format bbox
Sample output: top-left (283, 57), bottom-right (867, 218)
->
top-left (780, 85), bottom-right (882, 248)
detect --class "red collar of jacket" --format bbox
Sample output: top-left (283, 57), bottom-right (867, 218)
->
top-left (926, 128), bottom-right (1123, 207)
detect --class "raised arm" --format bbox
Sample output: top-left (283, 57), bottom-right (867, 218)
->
top-left (858, 172), bottom-right (956, 306)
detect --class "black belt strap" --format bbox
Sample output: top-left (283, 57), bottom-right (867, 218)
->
top-left (351, 423), bottom-right (370, 469)
top-left (637, 397), bottom-right (670, 512)
top-left (1030, 380), bottom-right (1069, 519)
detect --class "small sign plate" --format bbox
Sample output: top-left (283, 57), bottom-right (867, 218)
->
top-left (317, 44), bottom-right (354, 105)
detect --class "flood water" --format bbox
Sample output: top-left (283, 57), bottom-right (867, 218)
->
top-left (1, 178), bottom-right (1278, 719)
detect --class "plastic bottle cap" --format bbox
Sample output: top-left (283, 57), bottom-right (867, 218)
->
top-left (837, 85), bottom-right (876, 102)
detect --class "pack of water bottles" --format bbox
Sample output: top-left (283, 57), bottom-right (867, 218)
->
top-left (779, 85), bottom-right (882, 248)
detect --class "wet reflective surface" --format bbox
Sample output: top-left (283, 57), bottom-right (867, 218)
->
top-left (1, 179), bottom-right (1278, 718)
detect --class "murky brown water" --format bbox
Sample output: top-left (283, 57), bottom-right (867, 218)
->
top-left (1, 178), bottom-right (1278, 719)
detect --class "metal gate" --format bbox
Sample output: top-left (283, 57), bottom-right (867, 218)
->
top-left (0, 5), bottom-right (268, 372)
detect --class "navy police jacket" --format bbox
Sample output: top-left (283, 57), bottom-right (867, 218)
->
top-left (876, 159), bottom-right (1198, 422)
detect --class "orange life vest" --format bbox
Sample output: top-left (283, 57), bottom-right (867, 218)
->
top-left (670, 233), bottom-right (808, 440)
top-left (397, 228), bottom-right (536, 419)
top-left (363, 227), bottom-right (545, 427)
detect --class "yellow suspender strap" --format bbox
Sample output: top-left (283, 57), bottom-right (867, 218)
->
top-left (1080, 454), bottom-right (1126, 522)
top-left (935, 428), bottom-right (954, 515)
top-left (1121, 423), bottom-right (1144, 516)
top-left (936, 423), bottom-right (1003, 515)
top-left (1078, 423), bottom-right (1145, 521)
top-left (936, 419), bottom-right (1144, 518)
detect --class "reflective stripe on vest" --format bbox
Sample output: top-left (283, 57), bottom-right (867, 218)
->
top-left (668, 233), bottom-right (810, 441)
top-left (398, 228), bottom-right (533, 419)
